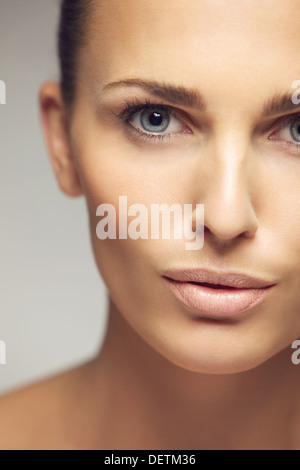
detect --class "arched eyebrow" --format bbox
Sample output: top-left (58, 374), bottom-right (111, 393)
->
top-left (262, 93), bottom-right (300, 117)
top-left (102, 79), bottom-right (207, 110)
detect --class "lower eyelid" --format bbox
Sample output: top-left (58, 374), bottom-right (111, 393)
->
top-left (268, 134), bottom-right (300, 155)
top-left (124, 123), bottom-right (172, 144)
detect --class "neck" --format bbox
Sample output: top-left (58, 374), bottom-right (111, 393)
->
top-left (87, 299), bottom-right (300, 450)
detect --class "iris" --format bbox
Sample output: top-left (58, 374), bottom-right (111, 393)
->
top-left (290, 119), bottom-right (300, 142)
top-left (140, 108), bottom-right (170, 133)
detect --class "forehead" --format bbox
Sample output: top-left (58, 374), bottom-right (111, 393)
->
top-left (82, 0), bottom-right (300, 111)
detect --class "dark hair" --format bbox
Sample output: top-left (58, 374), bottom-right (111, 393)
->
top-left (58, 0), bottom-right (92, 108)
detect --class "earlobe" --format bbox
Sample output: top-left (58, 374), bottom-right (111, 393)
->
top-left (39, 82), bottom-right (83, 197)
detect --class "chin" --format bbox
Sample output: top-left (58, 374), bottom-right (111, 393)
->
top-left (165, 350), bottom-right (276, 375)
top-left (150, 332), bottom-right (286, 376)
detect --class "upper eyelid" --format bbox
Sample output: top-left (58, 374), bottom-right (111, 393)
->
top-left (281, 113), bottom-right (300, 126)
top-left (269, 112), bottom-right (300, 133)
top-left (115, 100), bottom-right (191, 123)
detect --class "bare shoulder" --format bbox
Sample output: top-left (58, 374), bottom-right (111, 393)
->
top-left (0, 363), bottom-right (91, 450)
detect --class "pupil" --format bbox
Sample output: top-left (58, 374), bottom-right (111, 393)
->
top-left (297, 125), bottom-right (300, 135)
top-left (149, 112), bottom-right (163, 126)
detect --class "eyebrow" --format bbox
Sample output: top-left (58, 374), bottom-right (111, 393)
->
top-left (103, 79), bottom-right (300, 117)
top-left (262, 93), bottom-right (300, 117)
top-left (103, 79), bottom-right (207, 110)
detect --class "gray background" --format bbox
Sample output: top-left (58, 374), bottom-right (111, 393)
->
top-left (0, 0), bottom-right (107, 394)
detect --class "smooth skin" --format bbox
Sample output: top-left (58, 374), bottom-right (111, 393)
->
top-left (1, 0), bottom-right (300, 450)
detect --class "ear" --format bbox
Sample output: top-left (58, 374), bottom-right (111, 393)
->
top-left (39, 82), bottom-right (83, 197)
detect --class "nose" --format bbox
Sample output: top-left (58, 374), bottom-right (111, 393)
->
top-left (198, 139), bottom-right (259, 242)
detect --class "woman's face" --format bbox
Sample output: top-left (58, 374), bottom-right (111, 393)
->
top-left (52, 0), bottom-right (300, 374)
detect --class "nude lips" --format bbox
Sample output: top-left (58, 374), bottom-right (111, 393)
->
top-left (163, 269), bottom-right (276, 319)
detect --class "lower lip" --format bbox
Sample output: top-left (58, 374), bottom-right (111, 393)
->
top-left (165, 278), bottom-right (275, 319)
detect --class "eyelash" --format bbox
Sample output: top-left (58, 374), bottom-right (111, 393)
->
top-left (269, 114), bottom-right (300, 153)
top-left (114, 101), bottom-right (300, 152)
top-left (114, 99), bottom-right (190, 144)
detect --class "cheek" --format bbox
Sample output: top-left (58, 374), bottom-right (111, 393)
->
top-left (76, 138), bottom-right (185, 302)
top-left (255, 158), bottom-right (300, 331)
top-left (259, 159), bottom-right (300, 272)
top-left (89, 227), bottom-right (182, 345)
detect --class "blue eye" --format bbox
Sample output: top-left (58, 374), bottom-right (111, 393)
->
top-left (139, 108), bottom-right (170, 133)
top-left (290, 119), bottom-right (300, 143)
top-left (130, 106), bottom-right (183, 135)
top-left (115, 100), bottom-right (193, 144)
top-left (274, 116), bottom-right (300, 144)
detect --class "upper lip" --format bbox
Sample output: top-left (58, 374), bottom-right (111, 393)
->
top-left (163, 268), bottom-right (277, 289)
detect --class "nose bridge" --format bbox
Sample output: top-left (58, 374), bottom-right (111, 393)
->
top-left (202, 130), bottom-right (259, 240)
top-left (214, 132), bottom-right (248, 202)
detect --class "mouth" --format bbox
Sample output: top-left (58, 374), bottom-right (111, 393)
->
top-left (187, 281), bottom-right (239, 290)
top-left (163, 269), bottom-right (277, 319)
